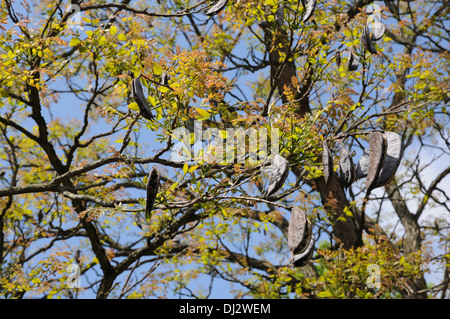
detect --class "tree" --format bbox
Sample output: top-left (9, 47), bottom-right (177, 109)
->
top-left (0, 0), bottom-right (448, 299)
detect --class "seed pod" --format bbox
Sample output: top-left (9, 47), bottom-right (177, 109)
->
top-left (374, 131), bottom-right (403, 188)
top-left (205, 0), bottom-right (228, 16)
top-left (132, 75), bottom-right (153, 120)
top-left (291, 232), bottom-right (315, 268)
top-left (361, 23), bottom-right (377, 54)
top-left (288, 206), bottom-right (309, 253)
top-left (348, 50), bottom-right (359, 71)
top-left (161, 72), bottom-right (170, 86)
top-left (322, 140), bottom-right (333, 186)
top-left (339, 142), bottom-right (356, 189)
top-left (264, 154), bottom-right (289, 197)
top-left (145, 165), bottom-right (160, 221)
top-left (335, 48), bottom-right (341, 67)
top-left (370, 21), bottom-right (385, 42)
top-left (355, 148), bottom-right (370, 180)
top-left (365, 131), bottom-right (387, 192)
top-left (302, 0), bottom-right (317, 23)
top-left (276, 6), bottom-right (285, 26)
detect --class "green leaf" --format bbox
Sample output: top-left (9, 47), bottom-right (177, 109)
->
top-left (264, 0), bottom-right (277, 7)
top-left (316, 290), bottom-right (333, 298)
top-left (0, 88), bottom-right (9, 97)
top-left (158, 86), bottom-right (169, 93)
top-left (148, 96), bottom-right (156, 107)
top-left (69, 37), bottom-right (80, 47)
top-left (117, 33), bottom-right (127, 41)
top-left (153, 63), bottom-right (163, 76)
top-left (188, 165), bottom-right (198, 173)
top-left (109, 25), bottom-right (118, 35)
top-left (195, 107), bottom-right (210, 119)
top-left (127, 102), bottom-right (139, 111)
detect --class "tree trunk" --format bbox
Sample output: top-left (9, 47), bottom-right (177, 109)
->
top-left (263, 24), bottom-right (362, 249)
top-left (385, 182), bottom-right (427, 298)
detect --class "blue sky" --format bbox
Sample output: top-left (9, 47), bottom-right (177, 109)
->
top-left (2, 0), bottom-right (448, 299)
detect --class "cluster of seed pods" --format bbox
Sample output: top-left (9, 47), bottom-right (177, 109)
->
top-left (322, 131), bottom-right (404, 194)
top-left (137, 1), bottom-right (393, 268)
top-left (334, 11), bottom-right (386, 71)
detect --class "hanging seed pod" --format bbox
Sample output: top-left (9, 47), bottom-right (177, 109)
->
top-left (370, 21), bottom-right (385, 42)
top-left (145, 165), bottom-right (160, 221)
top-left (132, 75), bottom-right (153, 120)
top-left (355, 148), bottom-right (370, 180)
top-left (339, 142), bottom-right (356, 189)
top-left (374, 131), bottom-right (403, 188)
top-left (348, 50), bottom-right (359, 71)
top-left (288, 206), bottom-right (309, 253)
top-left (161, 72), bottom-right (170, 86)
top-left (322, 140), bottom-right (333, 186)
top-left (291, 232), bottom-right (315, 267)
top-left (264, 154), bottom-right (289, 197)
top-left (302, 0), bottom-right (317, 23)
top-left (205, 0), bottom-right (228, 16)
top-left (335, 48), bottom-right (341, 67)
top-left (361, 23), bottom-right (377, 54)
top-left (276, 6), bottom-right (285, 26)
top-left (365, 131), bottom-right (387, 192)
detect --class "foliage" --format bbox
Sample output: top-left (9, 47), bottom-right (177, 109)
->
top-left (0, 0), bottom-right (448, 299)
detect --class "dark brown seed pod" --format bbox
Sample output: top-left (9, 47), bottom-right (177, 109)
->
top-left (361, 23), bottom-right (377, 54)
top-left (288, 206), bottom-right (308, 253)
top-left (370, 21), bottom-right (385, 42)
top-left (348, 50), bottom-right (359, 71)
top-left (339, 142), bottom-right (356, 189)
top-left (302, 0), bottom-right (317, 23)
top-left (264, 154), bottom-right (289, 197)
top-left (335, 48), bottom-right (341, 67)
top-left (355, 148), bottom-right (370, 180)
top-left (322, 140), bottom-right (333, 186)
top-left (276, 6), bottom-right (284, 26)
top-left (374, 131), bottom-right (403, 188)
top-left (132, 75), bottom-right (153, 120)
top-left (161, 72), bottom-right (170, 86)
top-left (205, 0), bottom-right (228, 16)
top-left (145, 165), bottom-right (160, 221)
top-left (365, 131), bottom-right (387, 192)
top-left (291, 232), bottom-right (315, 268)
